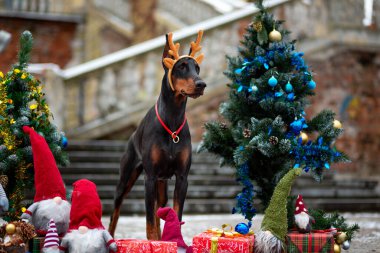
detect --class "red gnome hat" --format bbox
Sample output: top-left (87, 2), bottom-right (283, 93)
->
top-left (69, 179), bottom-right (104, 230)
top-left (157, 207), bottom-right (188, 249)
top-left (294, 194), bottom-right (308, 215)
top-left (23, 126), bottom-right (66, 202)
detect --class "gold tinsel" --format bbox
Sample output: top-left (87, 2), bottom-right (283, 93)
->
top-left (252, 21), bottom-right (263, 32)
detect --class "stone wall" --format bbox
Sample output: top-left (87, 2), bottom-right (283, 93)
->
top-left (0, 16), bottom-right (78, 71)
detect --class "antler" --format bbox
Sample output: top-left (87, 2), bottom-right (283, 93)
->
top-left (163, 32), bottom-right (181, 69)
top-left (189, 30), bottom-right (204, 64)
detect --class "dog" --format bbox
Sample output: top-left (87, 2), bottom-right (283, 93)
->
top-left (109, 30), bottom-right (206, 240)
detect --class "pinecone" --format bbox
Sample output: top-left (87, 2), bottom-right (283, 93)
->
top-left (269, 136), bottom-right (279, 145)
top-left (243, 128), bottom-right (251, 138)
top-left (220, 122), bottom-right (227, 130)
top-left (252, 21), bottom-right (263, 32)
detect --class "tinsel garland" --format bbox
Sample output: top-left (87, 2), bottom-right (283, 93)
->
top-left (232, 162), bottom-right (256, 225)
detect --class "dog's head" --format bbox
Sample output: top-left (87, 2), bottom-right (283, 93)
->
top-left (162, 31), bottom-right (206, 99)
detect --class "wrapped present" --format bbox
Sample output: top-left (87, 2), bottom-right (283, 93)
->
top-left (3, 245), bottom-right (26, 253)
top-left (150, 241), bottom-right (177, 253)
top-left (32, 237), bottom-right (62, 253)
top-left (192, 231), bottom-right (254, 253)
top-left (286, 231), bottom-right (334, 253)
top-left (116, 239), bottom-right (177, 253)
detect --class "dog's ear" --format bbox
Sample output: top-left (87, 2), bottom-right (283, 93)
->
top-left (162, 33), bottom-right (172, 70)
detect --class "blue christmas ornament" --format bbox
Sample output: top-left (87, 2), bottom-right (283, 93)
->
top-left (290, 118), bottom-right (308, 135)
top-left (235, 223), bottom-right (250, 235)
top-left (268, 76), bottom-right (278, 87)
top-left (287, 93), bottom-right (295, 101)
top-left (285, 81), bottom-right (293, 92)
top-left (307, 79), bottom-right (316, 89)
top-left (264, 63), bottom-right (269, 70)
top-left (275, 92), bottom-right (283, 97)
top-left (62, 136), bottom-right (68, 148)
top-left (235, 68), bottom-right (243, 75)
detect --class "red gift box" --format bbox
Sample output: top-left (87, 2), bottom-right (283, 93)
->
top-left (116, 239), bottom-right (177, 253)
top-left (192, 232), bottom-right (254, 253)
top-left (286, 231), bottom-right (334, 253)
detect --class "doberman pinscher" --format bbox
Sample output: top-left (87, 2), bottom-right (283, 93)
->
top-left (109, 30), bottom-right (206, 239)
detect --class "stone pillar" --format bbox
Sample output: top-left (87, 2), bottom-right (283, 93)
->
top-left (131, 0), bottom-right (157, 43)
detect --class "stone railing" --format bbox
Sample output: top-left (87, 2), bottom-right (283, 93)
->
top-left (158, 0), bottom-right (226, 25)
top-left (39, 0), bottom-right (291, 138)
top-left (0, 0), bottom-right (84, 15)
top-left (93, 0), bottom-right (130, 22)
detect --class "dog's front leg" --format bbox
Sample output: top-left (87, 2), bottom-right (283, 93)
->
top-left (173, 174), bottom-right (189, 221)
top-left (145, 176), bottom-right (160, 240)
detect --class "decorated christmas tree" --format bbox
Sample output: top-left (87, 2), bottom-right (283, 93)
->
top-left (0, 31), bottom-right (69, 220)
top-left (199, 0), bottom-right (349, 223)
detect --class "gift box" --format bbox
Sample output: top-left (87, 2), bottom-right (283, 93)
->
top-left (3, 245), bottom-right (26, 253)
top-left (286, 232), bottom-right (334, 253)
top-left (32, 237), bottom-right (62, 253)
top-left (116, 239), bottom-right (177, 253)
top-left (192, 232), bottom-right (254, 253)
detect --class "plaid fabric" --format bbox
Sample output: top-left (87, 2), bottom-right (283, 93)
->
top-left (286, 232), bottom-right (334, 253)
top-left (32, 237), bottom-right (62, 253)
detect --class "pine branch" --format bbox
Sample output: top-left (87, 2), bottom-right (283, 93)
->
top-left (17, 31), bottom-right (33, 69)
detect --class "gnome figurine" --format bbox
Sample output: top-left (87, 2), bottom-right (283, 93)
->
top-left (21, 126), bottom-right (71, 236)
top-left (59, 179), bottom-right (117, 253)
top-left (157, 207), bottom-right (192, 253)
top-left (294, 195), bottom-right (314, 233)
top-left (0, 183), bottom-right (9, 225)
top-left (43, 219), bottom-right (60, 253)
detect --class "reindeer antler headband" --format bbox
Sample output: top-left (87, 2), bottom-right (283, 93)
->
top-left (163, 30), bottom-right (204, 91)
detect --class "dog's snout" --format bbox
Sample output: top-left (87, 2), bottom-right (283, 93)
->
top-left (195, 80), bottom-right (206, 89)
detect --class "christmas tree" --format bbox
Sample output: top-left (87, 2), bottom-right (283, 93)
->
top-left (199, 1), bottom-right (349, 222)
top-left (0, 31), bottom-right (69, 220)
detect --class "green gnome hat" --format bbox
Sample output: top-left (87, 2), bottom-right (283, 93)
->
top-left (255, 168), bottom-right (302, 253)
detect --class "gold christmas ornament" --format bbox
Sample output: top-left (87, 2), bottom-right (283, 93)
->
top-left (299, 132), bottom-right (308, 144)
top-left (269, 28), bottom-right (282, 42)
top-left (252, 21), bottom-right (263, 32)
top-left (336, 232), bottom-right (347, 244)
top-left (333, 120), bottom-right (342, 129)
top-left (334, 243), bottom-right (341, 253)
top-left (6, 224), bottom-right (16, 235)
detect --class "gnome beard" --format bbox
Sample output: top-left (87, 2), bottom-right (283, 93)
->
top-left (32, 198), bottom-right (70, 235)
top-left (61, 229), bottom-right (107, 253)
top-left (43, 247), bottom-right (60, 253)
top-left (295, 212), bottom-right (310, 231)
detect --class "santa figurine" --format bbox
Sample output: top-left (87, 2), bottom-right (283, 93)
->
top-left (294, 195), bottom-right (314, 233)
top-left (21, 126), bottom-right (71, 236)
top-left (42, 219), bottom-right (60, 253)
top-left (59, 179), bottom-right (117, 253)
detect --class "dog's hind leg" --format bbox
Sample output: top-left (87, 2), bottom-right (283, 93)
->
top-left (109, 140), bottom-right (142, 237)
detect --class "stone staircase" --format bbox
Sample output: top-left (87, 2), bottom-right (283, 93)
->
top-left (59, 140), bottom-right (380, 215)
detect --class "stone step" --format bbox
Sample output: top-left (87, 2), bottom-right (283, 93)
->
top-left (62, 174), bottom-right (237, 186)
top-left (66, 140), bottom-right (127, 152)
top-left (60, 162), bottom-right (235, 175)
top-left (100, 199), bottom-right (238, 214)
top-left (65, 185), bottom-right (243, 199)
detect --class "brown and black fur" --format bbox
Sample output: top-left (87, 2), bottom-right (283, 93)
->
top-left (108, 33), bottom-right (206, 239)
